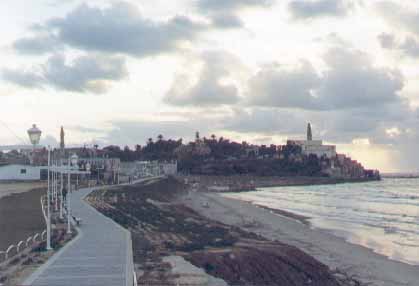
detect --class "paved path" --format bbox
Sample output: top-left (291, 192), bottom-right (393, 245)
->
top-left (23, 187), bottom-right (134, 286)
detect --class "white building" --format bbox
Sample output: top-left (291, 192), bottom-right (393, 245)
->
top-left (0, 164), bottom-right (46, 181)
top-left (286, 123), bottom-right (337, 159)
top-left (287, 140), bottom-right (336, 159)
top-left (120, 161), bottom-right (177, 178)
top-left (161, 162), bottom-right (178, 175)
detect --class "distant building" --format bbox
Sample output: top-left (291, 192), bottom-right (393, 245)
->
top-left (120, 161), bottom-right (177, 179)
top-left (286, 123), bottom-right (336, 159)
top-left (245, 146), bottom-right (260, 158)
top-left (307, 123), bottom-right (313, 141)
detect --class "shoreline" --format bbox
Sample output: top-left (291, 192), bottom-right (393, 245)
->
top-left (236, 200), bottom-right (312, 225)
top-left (179, 175), bottom-right (379, 193)
top-left (183, 190), bottom-right (419, 286)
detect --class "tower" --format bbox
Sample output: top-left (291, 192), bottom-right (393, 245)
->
top-left (307, 123), bottom-right (313, 141)
top-left (60, 126), bottom-right (65, 151)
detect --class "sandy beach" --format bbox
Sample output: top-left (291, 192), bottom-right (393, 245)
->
top-left (183, 191), bottom-right (419, 286)
top-left (0, 183), bottom-right (46, 251)
top-left (89, 177), bottom-right (360, 285)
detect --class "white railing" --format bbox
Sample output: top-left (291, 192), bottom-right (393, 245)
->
top-left (16, 241), bottom-right (24, 252)
top-left (133, 270), bottom-right (137, 286)
top-left (5, 245), bottom-right (15, 260)
top-left (40, 195), bottom-right (47, 223)
top-left (26, 236), bottom-right (33, 247)
top-left (0, 229), bottom-right (47, 264)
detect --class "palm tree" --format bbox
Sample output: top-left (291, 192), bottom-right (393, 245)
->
top-left (211, 134), bottom-right (216, 141)
top-left (147, 138), bottom-right (153, 145)
top-left (157, 134), bottom-right (164, 141)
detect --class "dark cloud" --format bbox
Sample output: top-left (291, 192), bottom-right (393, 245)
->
top-left (399, 37), bottom-right (419, 57)
top-left (197, 0), bottom-right (272, 11)
top-left (378, 33), bottom-right (419, 58)
top-left (13, 2), bottom-right (205, 57)
top-left (2, 69), bottom-right (44, 88)
top-left (13, 34), bottom-right (62, 55)
top-left (247, 61), bottom-right (321, 109)
top-left (247, 48), bottom-right (403, 110)
top-left (164, 51), bottom-right (242, 106)
top-left (288, 0), bottom-right (352, 20)
top-left (210, 13), bottom-right (244, 28)
top-left (196, 0), bottom-right (273, 28)
top-left (377, 33), bottom-right (396, 49)
top-left (2, 54), bottom-right (127, 94)
top-left (318, 48), bottom-right (403, 109)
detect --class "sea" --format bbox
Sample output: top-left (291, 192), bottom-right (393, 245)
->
top-left (225, 178), bottom-right (419, 265)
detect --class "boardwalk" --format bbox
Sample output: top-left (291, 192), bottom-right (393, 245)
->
top-left (23, 187), bottom-right (134, 286)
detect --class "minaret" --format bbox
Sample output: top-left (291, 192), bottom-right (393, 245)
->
top-left (60, 126), bottom-right (65, 152)
top-left (307, 123), bottom-right (313, 141)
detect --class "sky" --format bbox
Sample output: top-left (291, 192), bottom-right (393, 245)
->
top-left (1, 0), bottom-right (419, 172)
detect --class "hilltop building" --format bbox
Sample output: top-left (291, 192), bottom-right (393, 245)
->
top-left (286, 123), bottom-right (336, 159)
top-left (307, 123), bottom-right (313, 141)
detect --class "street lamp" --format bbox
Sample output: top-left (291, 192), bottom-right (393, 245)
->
top-left (27, 124), bottom-right (42, 146)
top-left (71, 154), bottom-right (78, 167)
top-left (71, 154), bottom-right (79, 187)
top-left (27, 124), bottom-right (42, 165)
top-left (67, 154), bottom-right (78, 234)
top-left (59, 159), bottom-right (64, 219)
top-left (86, 162), bottom-right (91, 187)
top-left (46, 146), bottom-right (52, 250)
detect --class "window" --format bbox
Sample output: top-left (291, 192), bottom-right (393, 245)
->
top-left (20, 169), bottom-right (27, 174)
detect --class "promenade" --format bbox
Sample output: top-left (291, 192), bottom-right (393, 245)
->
top-left (23, 186), bottom-right (134, 286)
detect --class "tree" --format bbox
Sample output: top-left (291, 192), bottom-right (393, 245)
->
top-left (135, 145), bottom-right (142, 152)
top-left (157, 134), bottom-right (164, 141)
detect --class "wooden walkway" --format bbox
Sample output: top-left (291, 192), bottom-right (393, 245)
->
top-left (23, 186), bottom-right (134, 286)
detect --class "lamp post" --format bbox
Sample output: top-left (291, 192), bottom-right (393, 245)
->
top-left (46, 146), bottom-right (52, 250)
top-left (67, 154), bottom-right (78, 234)
top-left (60, 159), bottom-right (64, 219)
top-left (86, 162), bottom-right (91, 187)
top-left (54, 157), bottom-right (58, 212)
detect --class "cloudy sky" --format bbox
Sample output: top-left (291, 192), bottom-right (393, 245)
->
top-left (1, 0), bottom-right (419, 172)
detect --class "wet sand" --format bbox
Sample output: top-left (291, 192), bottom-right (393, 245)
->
top-left (0, 185), bottom-right (46, 251)
top-left (184, 191), bottom-right (419, 286)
